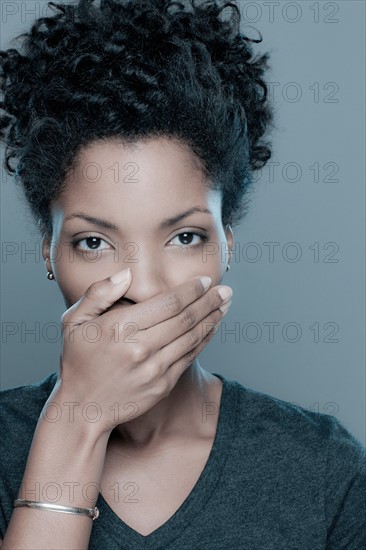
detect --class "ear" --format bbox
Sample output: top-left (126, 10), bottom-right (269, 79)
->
top-left (224, 223), bottom-right (233, 265)
top-left (41, 232), bottom-right (52, 274)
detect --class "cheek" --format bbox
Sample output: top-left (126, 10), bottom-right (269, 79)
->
top-left (207, 261), bottom-right (225, 287)
top-left (58, 280), bottom-right (88, 309)
top-left (202, 238), bottom-right (227, 283)
top-left (51, 242), bottom-right (110, 306)
top-left (184, 248), bottom-right (225, 291)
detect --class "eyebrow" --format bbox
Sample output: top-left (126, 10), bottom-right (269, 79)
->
top-left (64, 207), bottom-right (212, 231)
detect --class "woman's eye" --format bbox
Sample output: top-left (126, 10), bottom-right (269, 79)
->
top-left (168, 232), bottom-right (207, 249)
top-left (71, 232), bottom-right (207, 252)
top-left (72, 236), bottom-right (111, 252)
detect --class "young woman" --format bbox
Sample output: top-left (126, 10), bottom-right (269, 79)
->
top-left (0, 0), bottom-right (364, 548)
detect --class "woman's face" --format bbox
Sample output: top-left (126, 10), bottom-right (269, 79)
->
top-left (42, 137), bottom-right (233, 309)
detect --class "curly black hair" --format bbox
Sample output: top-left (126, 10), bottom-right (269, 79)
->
top-left (0, 0), bottom-right (275, 238)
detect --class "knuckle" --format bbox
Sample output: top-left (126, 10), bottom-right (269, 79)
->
top-left (207, 290), bottom-right (218, 310)
top-left (208, 317), bottom-right (220, 336)
top-left (162, 291), bottom-right (183, 315)
top-left (159, 377), bottom-right (171, 398)
top-left (205, 310), bottom-right (218, 328)
top-left (203, 326), bottom-right (215, 342)
top-left (85, 281), bottom-right (105, 300)
top-left (139, 302), bottom-right (156, 316)
top-left (146, 360), bottom-right (160, 380)
top-left (131, 344), bottom-right (149, 364)
top-left (184, 347), bottom-right (197, 363)
top-left (60, 301), bottom-right (80, 326)
top-left (186, 328), bottom-right (201, 348)
top-left (61, 311), bottom-right (70, 325)
top-left (179, 308), bottom-right (196, 330)
top-left (211, 309), bottom-right (222, 323)
top-left (61, 312), bottom-right (77, 332)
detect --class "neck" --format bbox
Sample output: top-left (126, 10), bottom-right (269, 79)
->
top-left (112, 360), bottom-right (221, 450)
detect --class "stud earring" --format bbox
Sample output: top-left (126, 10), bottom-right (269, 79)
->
top-left (226, 264), bottom-right (230, 272)
top-left (47, 271), bottom-right (55, 280)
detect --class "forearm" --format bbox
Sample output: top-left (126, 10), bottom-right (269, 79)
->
top-left (2, 391), bottom-right (110, 550)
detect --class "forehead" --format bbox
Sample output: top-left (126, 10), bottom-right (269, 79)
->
top-left (53, 136), bottom-right (222, 225)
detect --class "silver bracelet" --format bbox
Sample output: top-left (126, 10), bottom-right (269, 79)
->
top-left (14, 499), bottom-right (99, 521)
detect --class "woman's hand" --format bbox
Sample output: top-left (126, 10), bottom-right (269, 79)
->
top-left (53, 268), bottom-right (232, 437)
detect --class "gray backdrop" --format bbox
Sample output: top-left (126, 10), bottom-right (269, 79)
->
top-left (1, 0), bottom-right (365, 446)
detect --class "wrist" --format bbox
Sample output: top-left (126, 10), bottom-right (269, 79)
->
top-left (40, 386), bottom-right (113, 442)
top-left (19, 407), bottom-right (110, 509)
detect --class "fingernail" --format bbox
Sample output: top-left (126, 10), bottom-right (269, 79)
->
top-left (219, 300), bottom-right (231, 314)
top-left (110, 268), bottom-right (131, 284)
top-left (218, 287), bottom-right (233, 301)
top-left (200, 276), bottom-right (212, 291)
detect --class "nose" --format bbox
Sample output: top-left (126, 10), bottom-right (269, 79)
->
top-left (119, 257), bottom-right (170, 305)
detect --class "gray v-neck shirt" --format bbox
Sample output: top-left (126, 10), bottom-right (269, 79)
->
top-left (0, 372), bottom-right (365, 548)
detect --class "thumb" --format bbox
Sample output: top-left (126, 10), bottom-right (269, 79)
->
top-left (61, 267), bottom-right (132, 327)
